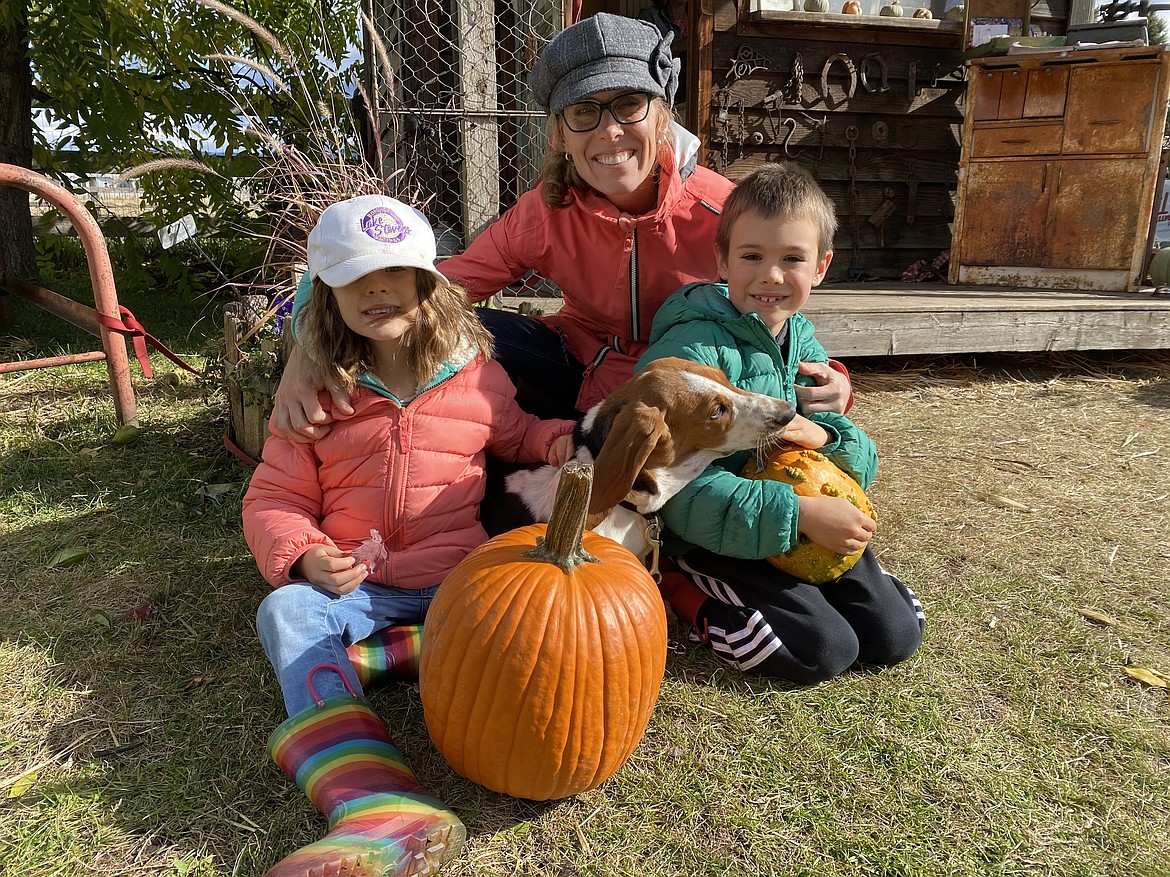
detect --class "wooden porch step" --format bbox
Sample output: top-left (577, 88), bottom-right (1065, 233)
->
top-left (495, 283), bottom-right (1170, 358)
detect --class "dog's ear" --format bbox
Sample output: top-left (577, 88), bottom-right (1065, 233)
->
top-left (588, 401), bottom-right (668, 516)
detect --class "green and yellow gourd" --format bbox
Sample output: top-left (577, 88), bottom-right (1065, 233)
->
top-left (741, 443), bottom-right (876, 584)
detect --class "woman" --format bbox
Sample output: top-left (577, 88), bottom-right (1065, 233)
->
top-left (272, 12), bottom-right (851, 437)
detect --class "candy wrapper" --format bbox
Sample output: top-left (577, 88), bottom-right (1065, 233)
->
top-left (351, 529), bottom-right (388, 576)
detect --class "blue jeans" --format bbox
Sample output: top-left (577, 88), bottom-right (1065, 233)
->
top-left (256, 581), bottom-right (439, 717)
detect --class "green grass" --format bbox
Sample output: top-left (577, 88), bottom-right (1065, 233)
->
top-left (2, 278), bottom-right (1168, 876)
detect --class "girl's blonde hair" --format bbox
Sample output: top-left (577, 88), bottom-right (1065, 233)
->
top-left (300, 271), bottom-right (494, 394)
top-left (539, 97), bottom-right (674, 207)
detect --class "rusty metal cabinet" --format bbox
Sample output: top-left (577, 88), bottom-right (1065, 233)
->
top-left (950, 46), bottom-right (1170, 291)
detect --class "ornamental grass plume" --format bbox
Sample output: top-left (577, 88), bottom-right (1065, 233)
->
top-left (121, 0), bottom-right (424, 347)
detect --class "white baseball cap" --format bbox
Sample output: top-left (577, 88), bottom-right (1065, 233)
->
top-left (307, 194), bottom-right (444, 288)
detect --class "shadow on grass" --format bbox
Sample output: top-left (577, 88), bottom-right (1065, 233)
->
top-left (0, 393), bottom-right (554, 872)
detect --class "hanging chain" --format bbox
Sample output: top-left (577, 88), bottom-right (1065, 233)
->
top-left (846, 124), bottom-right (861, 276)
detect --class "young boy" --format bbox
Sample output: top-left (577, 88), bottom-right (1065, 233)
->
top-left (636, 162), bottom-right (924, 684)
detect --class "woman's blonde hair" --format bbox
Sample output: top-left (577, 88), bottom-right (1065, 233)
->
top-left (539, 97), bottom-right (674, 207)
top-left (300, 271), bottom-right (494, 394)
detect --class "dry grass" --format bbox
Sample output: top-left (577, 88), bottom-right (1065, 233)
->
top-left (1, 346), bottom-right (1168, 876)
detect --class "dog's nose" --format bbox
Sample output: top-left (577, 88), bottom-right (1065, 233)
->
top-left (772, 401), bottom-right (797, 428)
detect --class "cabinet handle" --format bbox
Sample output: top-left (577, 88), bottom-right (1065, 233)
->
top-left (1056, 166), bottom-right (1063, 194)
top-left (1089, 119), bottom-right (1123, 125)
top-left (1041, 164), bottom-right (1048, 192)
top-left (1001, 138), bottom-right (1030, 144)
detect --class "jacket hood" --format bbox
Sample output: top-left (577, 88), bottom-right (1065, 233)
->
top-left (650, 282), bottom-right (782, 351)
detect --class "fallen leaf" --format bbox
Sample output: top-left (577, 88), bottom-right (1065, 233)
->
top-left (8, 772), bottom-right (38, 798)
top-left (196, 482), bottom-right (237, 501)
top-left (1077, 607), bottom-right (1120, 627)
top-left (112, 423), bottom-right (142, 445)
top-left (975, 491), bottom-right (1035, 512)
top-left (1122, 666), bottom-right (1170, 688)
top-left (183, 675), bottom-right (216, 691)
top-left (123, 604), bottom-right (153, 622)
top-left (78, 448), bottom-right (100, 459)
top-left (48, 546), bottom-right (91, 568)
top-left (88, 610), bottom-right (112, 630)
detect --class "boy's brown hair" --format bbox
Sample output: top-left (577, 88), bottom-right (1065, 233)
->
top-left (301, 272), bottom-right (493, 394)
top-left (715, 162), bottom-right (838, 260)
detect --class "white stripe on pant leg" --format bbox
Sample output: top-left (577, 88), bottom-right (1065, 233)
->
top-left (880, 563), bottom-right (926, 623)
top-left (675, 556), bottom-right (745, 607)
top-left (708, 611), bottom-right (785, 672)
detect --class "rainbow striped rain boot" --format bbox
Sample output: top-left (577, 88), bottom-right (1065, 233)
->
top-left (266, 692), bottom-right (465, 877)
top-left (346, 625), bottom-right (424, 690)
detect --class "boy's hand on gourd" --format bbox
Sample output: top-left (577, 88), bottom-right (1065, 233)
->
top-left (547, 433), bottom-right (575, 468)
top-left (271, 346), bottom-right (353, 443)
top-left (296, 544), bottom-right (369, 595)
top-left (796, 495), bottom-right (876, 556)
top-left (794, 361), bottom-right (851, 415)
top-left (780, 414), bottom-right (830, 449)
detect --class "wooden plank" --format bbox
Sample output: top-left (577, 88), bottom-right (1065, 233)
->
top-left (456, 0), bottom-right (499, 242)
top-left (803, 285), bottom-right (1170, 355)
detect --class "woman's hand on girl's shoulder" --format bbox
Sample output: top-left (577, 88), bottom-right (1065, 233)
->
top-left (271, 346), bottom-right (354, 443)
top-left (296, 544), bottom-right (369, 595)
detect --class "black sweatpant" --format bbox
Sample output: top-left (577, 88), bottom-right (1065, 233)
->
top-left (674, 546), bottom-right (924, 685)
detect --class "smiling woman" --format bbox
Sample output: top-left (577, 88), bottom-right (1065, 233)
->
top-left (271, 13), bottom-right (856, 438)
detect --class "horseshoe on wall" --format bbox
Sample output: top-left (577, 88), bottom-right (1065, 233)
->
top-left (820, 53), bottom-right (858, 106)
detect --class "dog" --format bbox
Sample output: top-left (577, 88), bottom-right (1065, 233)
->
top-left (498, 357), bottom-right (797, 566)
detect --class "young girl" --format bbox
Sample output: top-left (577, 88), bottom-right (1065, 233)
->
top-left (243, 194), bottom-right (574, 877)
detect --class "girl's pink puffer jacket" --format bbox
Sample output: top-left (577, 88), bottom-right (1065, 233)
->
top-left (242, 353), bottom-right (572, 589)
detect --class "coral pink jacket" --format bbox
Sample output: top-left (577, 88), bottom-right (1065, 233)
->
top-left (440, 146), bottom-right (735, 411)
top-left (243, 353), bottom-right (572, 589)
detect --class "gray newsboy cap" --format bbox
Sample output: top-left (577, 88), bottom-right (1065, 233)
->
top-left (529, 13), bottom-right (680, 115)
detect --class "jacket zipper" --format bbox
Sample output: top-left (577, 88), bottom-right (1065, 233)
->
top-left (380, 365), bottom-right (463, 569)
top-left (628, 226), bottom-right (641, 341)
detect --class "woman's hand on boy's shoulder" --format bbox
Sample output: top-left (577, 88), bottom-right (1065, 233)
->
top-left (294, 544), bottom-right (369, 595)
top-left (794, 361), bottom-right (852, 415)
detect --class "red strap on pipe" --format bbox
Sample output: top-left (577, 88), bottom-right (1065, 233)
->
top-left (95, 307), bottom-right (202, 378)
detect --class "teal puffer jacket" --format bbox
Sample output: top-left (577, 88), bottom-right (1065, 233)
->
top-left (634, 282), bottom-right (878, 561)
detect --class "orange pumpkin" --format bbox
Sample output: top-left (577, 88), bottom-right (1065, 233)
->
top-left (419, 462), bottom-right (668, 801)
top-left (742, 443), bottom-right (876, 584)
top-left (841, 0), bottom-right (863, 12)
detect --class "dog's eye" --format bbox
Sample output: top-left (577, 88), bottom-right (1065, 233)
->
top-left (709, 402), bottom-right (729, 420)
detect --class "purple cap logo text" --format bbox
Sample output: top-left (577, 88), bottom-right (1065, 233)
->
top-left (361, 207), bottom-right (409, 243)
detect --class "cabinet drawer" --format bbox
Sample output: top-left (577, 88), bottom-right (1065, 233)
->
top-left (971, 123), bottom-right (1063, 157)
top-left (1063, 62), bottom-right (1159, 154)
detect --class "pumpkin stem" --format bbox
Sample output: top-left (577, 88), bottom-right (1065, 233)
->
top-left (524, 462), bottom-right (601, 573)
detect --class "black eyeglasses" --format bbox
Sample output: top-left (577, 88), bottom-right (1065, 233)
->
top-left (559, 92), bottom-right (652, 133)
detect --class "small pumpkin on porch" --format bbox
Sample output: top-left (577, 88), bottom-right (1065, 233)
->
top-left (804, 0), bottom-right (831, 11)
top-left (841, 0), bottom-right (863, 12)
top-left (741, 443), bottom-right (876, 584)
top-left (880, 0), bottom-right (904, 15)
top-left (912, 5), bottom-right (933, 16)
top-left (419, 462), bottom-right (668, 801)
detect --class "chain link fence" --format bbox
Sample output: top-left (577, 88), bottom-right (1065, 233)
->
top-left (368, 0), bottom-right (566, 297)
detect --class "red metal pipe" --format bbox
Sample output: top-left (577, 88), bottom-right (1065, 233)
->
top-left (0, 163), bottom-right (138, 426)
top-left (0, 351), bottom-right (108, 374)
